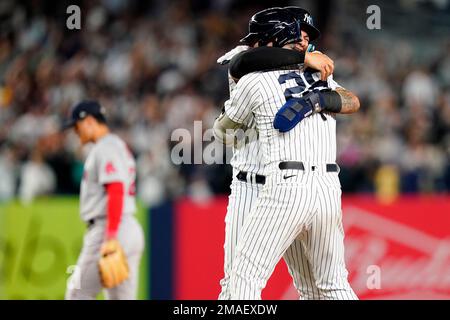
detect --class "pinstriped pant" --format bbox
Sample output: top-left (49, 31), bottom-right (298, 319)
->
top-left (220, 172), bottom-right (341, 300)
top-left (229, 168), bottom-right (357, 300)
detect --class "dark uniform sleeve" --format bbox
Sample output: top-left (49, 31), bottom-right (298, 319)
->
top-left (229, 47), bottom-right (305, 79)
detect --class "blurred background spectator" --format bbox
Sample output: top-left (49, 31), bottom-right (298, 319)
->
top-left (0, 0), bottom-right (449, 205)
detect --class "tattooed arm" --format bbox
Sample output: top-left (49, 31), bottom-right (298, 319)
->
top-left (335, 87), bottom-right (360, 114)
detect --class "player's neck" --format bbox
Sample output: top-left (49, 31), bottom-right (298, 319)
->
top-left (92, 125), bottom-right (110, 143)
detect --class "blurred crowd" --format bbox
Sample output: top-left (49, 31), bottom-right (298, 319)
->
top-left (0, 0), bottom-right (449, 206)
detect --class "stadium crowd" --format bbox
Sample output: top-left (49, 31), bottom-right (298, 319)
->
top-left (0, 0), bottom-right (449, 206)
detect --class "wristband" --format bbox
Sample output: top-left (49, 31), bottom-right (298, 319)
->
top-left (320, 90), bottom-right (342, 113)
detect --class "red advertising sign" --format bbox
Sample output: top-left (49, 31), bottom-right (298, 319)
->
top-left (174, 195), bottom-right (450, 300)
top-left (342, 196), bottom-right (450, 299)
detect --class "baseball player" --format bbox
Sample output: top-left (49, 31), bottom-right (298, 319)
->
top-left (215, 7), bottom-right (360, 300)
top-left (215, 7), bottom-right (344, 300)
top-left (63, 101), bottom-right (144, 300)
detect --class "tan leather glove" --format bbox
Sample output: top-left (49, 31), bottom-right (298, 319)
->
top-left (98, 239), bottom-right (129, 288)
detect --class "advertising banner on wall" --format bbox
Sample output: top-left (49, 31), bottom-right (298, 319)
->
top-left (0, 198), bottom-right (148, 300)
top-left (174, 195), bottom-right (450, 300)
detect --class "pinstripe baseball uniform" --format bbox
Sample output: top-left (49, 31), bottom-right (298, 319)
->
top-left (219, 73), bottom-right (327, 300)
top-left (225, 67), bottom-right (357, 300)
top-left (66, 134), bottom-right (144, 300)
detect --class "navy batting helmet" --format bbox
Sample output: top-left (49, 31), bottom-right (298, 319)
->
top-left (284, 7), bottom-right (321, 41)
top-left (240, 7), bottom-right (302, 47)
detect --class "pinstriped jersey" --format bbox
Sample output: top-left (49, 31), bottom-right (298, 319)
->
top-left (225, 67), bottom-right (342, 172)
top-left (80, 134), bottom-right (136, 222)
top-left (229, 138), bottom-right (266, 176)
top-left (226, 73), bottom-right (266, 176)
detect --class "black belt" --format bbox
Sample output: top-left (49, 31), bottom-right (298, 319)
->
top-left (87, 217), bottom-right (105, 228)
top-left (279, 161), bottom-right (339, 172)
top-left (87, 219), bottom-right (96, 228)
top-left (236, 171), bottom-right (266, 185)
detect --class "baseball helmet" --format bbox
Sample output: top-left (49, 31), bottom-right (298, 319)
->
top-left (284, 7), bottom-right (321, 41)
top-left (239, 7), bottom-right (302, 47)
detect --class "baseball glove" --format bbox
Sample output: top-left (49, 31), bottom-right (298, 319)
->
top-left (98, 239), bottom-right (129, 288)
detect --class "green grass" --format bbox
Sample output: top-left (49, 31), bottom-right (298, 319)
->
top-left (0, 197), bottom-right (149, 300)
